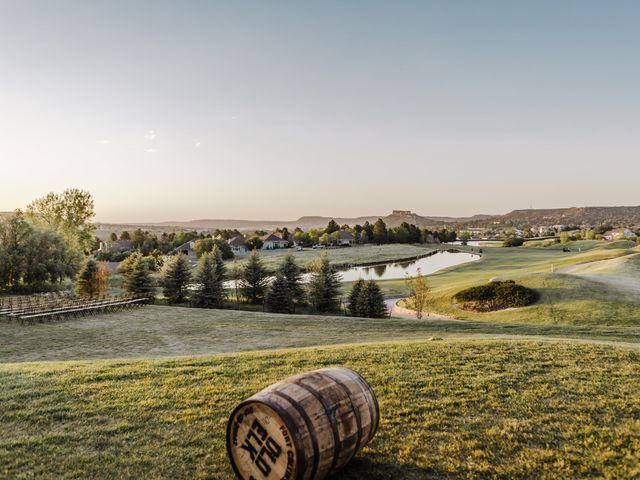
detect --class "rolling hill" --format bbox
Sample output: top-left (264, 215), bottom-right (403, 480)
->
top-left (91, 205), bottom-right (640, 234)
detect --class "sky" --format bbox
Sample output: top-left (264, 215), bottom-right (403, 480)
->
top-left (1, 0), bottom-right (639, 222)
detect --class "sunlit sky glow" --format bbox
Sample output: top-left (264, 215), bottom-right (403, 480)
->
top-left (1, 0), bottom-right (639, 222)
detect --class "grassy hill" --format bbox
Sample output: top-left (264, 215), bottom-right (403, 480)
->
top-left (1, 339), bottom-right (638, 479)
top-left (461, 205), bottom-right (640, 228)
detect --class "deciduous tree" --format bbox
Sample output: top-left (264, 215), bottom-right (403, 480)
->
top-left (405, 268), bottom-right (432, 319)
top-left (27, 188), bottom-right (96, 252)
top-left (76, 258), bottom-right (110, 297)
top-left (372, 218), bottom-right (388, 244)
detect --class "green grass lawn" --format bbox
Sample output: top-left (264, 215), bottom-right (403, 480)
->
top-left (2, 240), bottom-right (639, 479)
top-left (1, 339), bottom-right (638, 479)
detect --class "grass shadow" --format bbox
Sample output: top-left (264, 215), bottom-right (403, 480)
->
top-left (332, 456), bottom-right (450, 480)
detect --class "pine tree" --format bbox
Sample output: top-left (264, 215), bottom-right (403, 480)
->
top-left (161, 254), bottom-right (191, 303)
top-left (242, 250), bottom-right (268, 303)
top-left (266, 272), bottom-right (294, 313)
top-left (357, 281), bottom-right (388, 318)
top-left (123, 253), bottom-right (155, 297)
top-left (307, 254), bottom-right (341, 313)
top-left (76, 258), bottom-right (110, 297)
top-left (192, 248), bottom-right (226, 308)
top-left (347, 279), bottom-right (366, 316)
top-left (277, 253), bottom-right (304, 304)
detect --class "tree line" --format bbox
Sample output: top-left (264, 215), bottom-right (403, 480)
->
top-left (290, 218), bottom-right (457, 247)
top-left (112, 249), bottom-right (388, 318)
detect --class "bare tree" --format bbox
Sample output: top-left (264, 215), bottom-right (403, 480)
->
top-left (405, 268), bottom-right (432, 319)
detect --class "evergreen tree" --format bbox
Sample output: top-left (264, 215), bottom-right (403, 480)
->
top-left (265, 272), bottom-right (294, 313)
top-left (307, 254), bottom-right (341, 312)
top-left (347, 279), bottom-right (366, 316)
top-left (242, 250), bottom-right (268, 303)
top-left (123, 253), bottom-right (155, 297)
top-left (277, 253), bottom-right (304, 304)
top-left (161, 254), bottom-right (192, 303)
top-left (357, 281), bottom-right (388, 318)
top-left (76, 258), bottom-right (110, 297)
top-left (192, 248), bottom-right (226, 308)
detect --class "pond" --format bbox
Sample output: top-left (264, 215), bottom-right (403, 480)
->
top-left (336, 250), bottom-right (480, 282)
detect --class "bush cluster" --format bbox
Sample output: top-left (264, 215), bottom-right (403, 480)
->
top-left (454, 281), bottom-right (538, 312)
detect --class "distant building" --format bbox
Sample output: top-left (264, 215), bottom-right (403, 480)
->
top-left (174, 240), bottom-right (197, 257)
top-left (99, 239), bottom-right (134, 253)
top-left (467, 228), bottom-right (487, 238)
top-left (228, 235), bottom-right (249, 255)
top-left (336, 230), bottom-right (354, 246)
top-left (604, 228), bottom-right (637, 240)
top-left (261, 233), bottom-right (289, 250)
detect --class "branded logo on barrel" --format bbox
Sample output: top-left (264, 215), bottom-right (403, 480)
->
top-left (241, 419), bottom-right (281, 477)
top-left (231, 405), bottom-right (296, 480)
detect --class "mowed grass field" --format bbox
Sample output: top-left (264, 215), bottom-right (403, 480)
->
top-left (3, 305), bottom-right (640, 363)
top-left (1, 340), bottom-right (639, 479)
top-left (385, 240), bottom-right (640, 325)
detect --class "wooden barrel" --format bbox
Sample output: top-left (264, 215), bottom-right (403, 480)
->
top-left (226, 367), bottom-right (379, 480)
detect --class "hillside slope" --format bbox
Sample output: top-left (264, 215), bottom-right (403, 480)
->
top-left (1, 340), bottom-right (638, 479)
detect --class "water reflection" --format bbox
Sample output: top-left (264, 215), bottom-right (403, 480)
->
top-left (338, 251), bottom-right (479, 282)
top-left (373, 264), bottom-right (387, 277)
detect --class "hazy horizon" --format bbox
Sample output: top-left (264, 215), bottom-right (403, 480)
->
top-left (2, 1), bottom-right (639, 222)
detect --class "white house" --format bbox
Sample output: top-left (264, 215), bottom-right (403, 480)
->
top-left (261, 233), bottom-right (289, 250)
top-left (604, 228), bottom-right (637, 241)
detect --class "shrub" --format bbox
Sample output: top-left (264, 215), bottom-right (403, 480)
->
top-left (503, 237), bottom-right (524, 247)
top-left (454, 281), bottom-right (538, 312)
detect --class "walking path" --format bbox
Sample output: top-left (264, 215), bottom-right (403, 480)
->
top-left (384, 295), bottom-right (465, 322)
